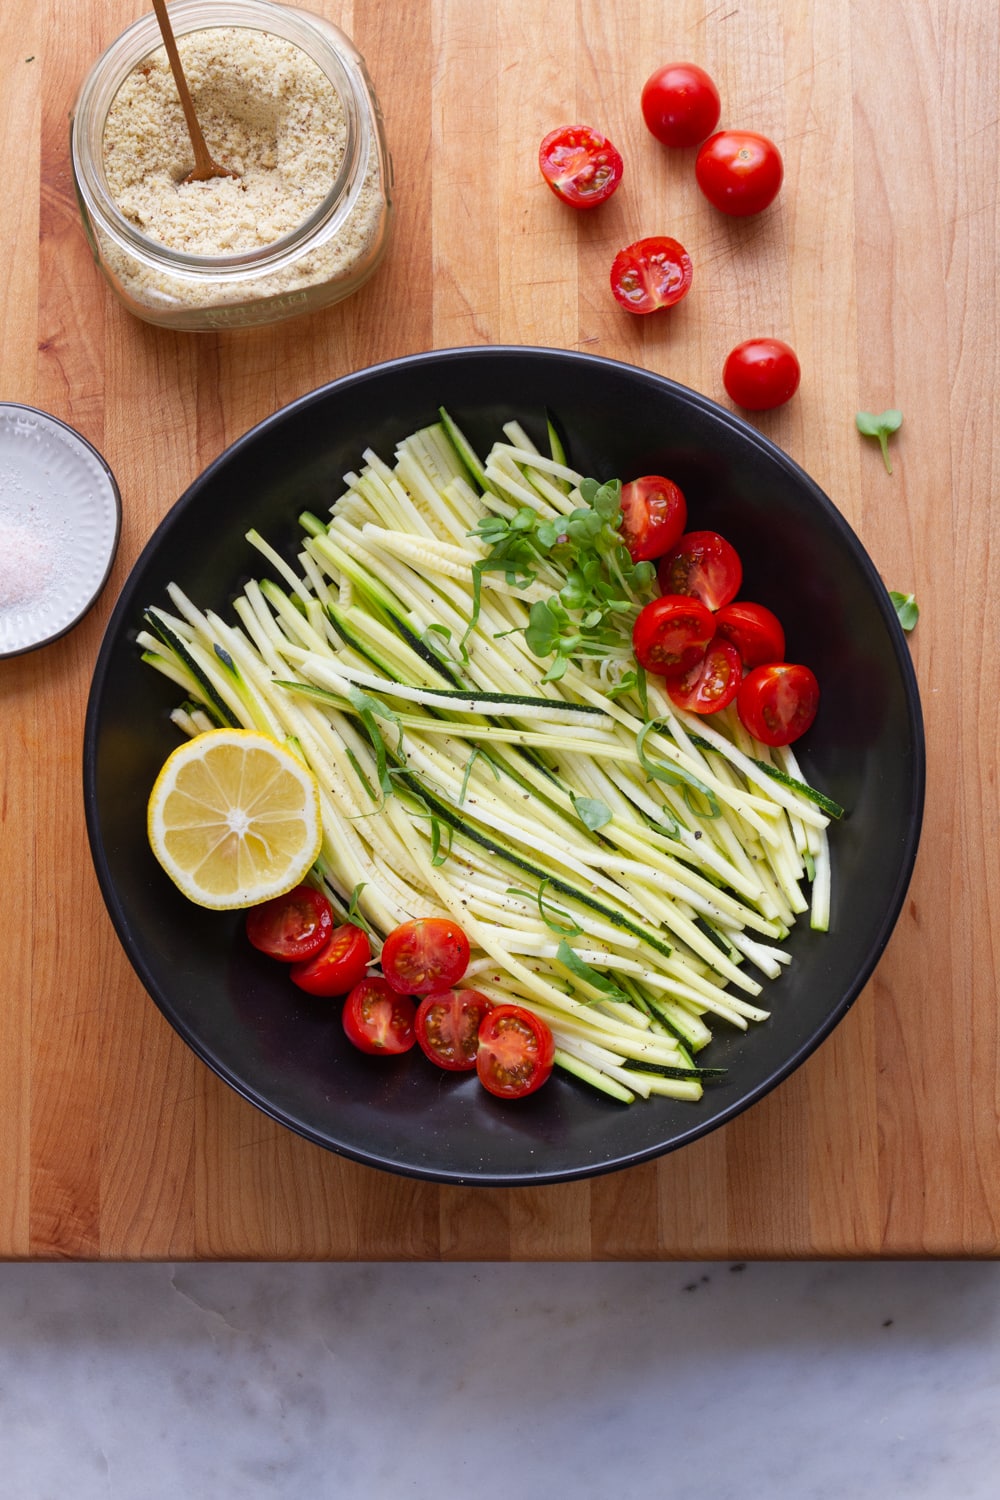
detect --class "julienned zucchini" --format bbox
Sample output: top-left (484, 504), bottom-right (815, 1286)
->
top-left (688, 731), bottom-right (844, 820)
top-left (143, 607), bottom-right (239, 729)
top-left (138, 408), bottom-right (839, 1105)
top-left (748, 760), bottom-right (844, 821)
top-left (438, 406), bottom-right (496, 496)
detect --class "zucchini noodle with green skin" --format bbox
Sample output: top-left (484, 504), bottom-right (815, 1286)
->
top-left (139, 410), bottom-right (840, 1105)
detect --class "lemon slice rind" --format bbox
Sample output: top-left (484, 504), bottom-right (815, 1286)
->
top-left (147, 728), bottom-right (323, 910)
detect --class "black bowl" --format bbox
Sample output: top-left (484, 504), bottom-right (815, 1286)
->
top-left (83, 346), bottom-right (924, 1186)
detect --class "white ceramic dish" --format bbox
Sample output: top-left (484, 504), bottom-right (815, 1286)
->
top-left (0, 404), bottom-right (121, 657)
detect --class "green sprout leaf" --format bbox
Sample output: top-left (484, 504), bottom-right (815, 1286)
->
top-left (636, 719), bottom-right (720, 818)
top-left (429, 816), bottom-right (455, 866)
top-left (458, 746), bottom-right (499, 806)
top-left (345, 882), bottom-right (379, 941)
top-left (469, 473), bottom-right (658, 679)
top-left (347, 687), bottom-right (404, 798)
top-left (555, 939), bottom-right (629, 1004)
top-left (422, 621), bottom-right (466, 668)
top-left (856, 409), bottom-right (903, 474)
top-left (889, 590), bottom-right (920, 631)
top-left (507, 881), bottom-right (582, 938)
top-left (571, 794), bottom-right (613, 832)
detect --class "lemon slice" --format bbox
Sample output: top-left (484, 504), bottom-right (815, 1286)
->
top-left (147, 729), bottom-right (323, 910)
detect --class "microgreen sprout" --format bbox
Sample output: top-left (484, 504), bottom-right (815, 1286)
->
top-left (468, 477), bottom-right (656, 679)
top-left (889, 590), bottom-right (919, 631)
top-left (856, 409), bottom-right (903, 473)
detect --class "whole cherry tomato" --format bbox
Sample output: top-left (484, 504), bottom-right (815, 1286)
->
top-left (665, 638), bottom-right (743, 715)
top-left (737, 662), bottom-right (820, 746)
top-left (713, 600), bottom-right (786, 667)
top-left (619, 475), bottom-right (688, 563)
top-left (632, 594), bottom-right (716, 678)
top-left (380, 917), bottom-right (471, 996)
top-left (342, 977), bottom-right (417, 1055)
top-left (695, 130), bottom-right (783, 216)
top-left (290, 922), bottom-right (371, 997)
top-left (657, 530), bottom-right (743, 611)
top-left (476, 1004), bottom-right (555, 1100)
top-left (610, 237), bottom-right (693, 315)
top-left (641, 62), bottom-right (721, 148)
top-left (723, 338), bottom-right (801, 411)
top-left (245, 884), bottom-right (333, 962)
top-left (538, 125), bottom-right (624, 209)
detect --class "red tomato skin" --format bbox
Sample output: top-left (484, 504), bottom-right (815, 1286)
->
top-left (245, 884), bottom-right (334, 962)
top-left (342, 978), bottom-right (417, 1055)
top-left (641, 62), bottom-right (721, 148)
top-left (713, 600), bottom-right (786, 667)
top-left (539, 125), bottom-right (623, 209)
top-left (610, 237), bottom-right (693, 315)
top-left (476, 1005), bottom-right (555, 1100)
top-left (290, 922), bottom-right (371, 997)
top-left (723, 339), bottom-right (801, 411)
top-left (632, 594), bottom-right (717, 678)
top-left (619, 476), bottom-right (688, 563)
top-left (695, 130), bottom-right (783, 217)
top-left (657, 531), bottom-right (743, 611)
top-left (414, 989), bottom-right (494, 1072)
top-left (666, 638), bottom-right (743, 714)
top-left (380, 917), bottom-right (471, 996)
top-left (737, 662), bottom-right (820, 747)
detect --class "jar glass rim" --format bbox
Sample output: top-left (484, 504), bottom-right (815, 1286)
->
top-left (71, 0), bottom-right (367, 276)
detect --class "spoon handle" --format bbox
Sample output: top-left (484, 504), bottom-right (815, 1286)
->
top-left (151, 0), bottom-right (233, 182)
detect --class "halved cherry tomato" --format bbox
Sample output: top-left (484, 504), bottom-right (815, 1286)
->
top-left (723, 338), bottom-right (801, 411)
top-left (695, 130), bottom-right (783, 217)
top-left (657, 530), bottom-right (742, 611)
top-left (342, 977), bottom-right (417, 1055)
top-left (632, 594), bottom-right (716, 678)
top-left (245, 884), bottom-right (333, 962)
top-left (737, 662), bottom-right (820, 746)
top-left (666, 638), bottom-right (742, 714)
top-left (641, 62), bottom-right (721, 149)
top-left (380, 917), bottom-right (471, 996)
top-left (538, 125), bottom-right (623, 209)
top-left (476, 1004), bottom-right (555, 1100)
top-left (290, 922), bottom-right (371, 997)
top-left (414, 989), bottom-right (494, 1072)
top-left (713, 600), bottom-right (786, 668)
top-left (619, 476), bottom-right (688, 563)
top-left (610, 237), bottom-right (692, 315)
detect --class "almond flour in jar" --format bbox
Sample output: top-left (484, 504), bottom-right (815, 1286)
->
top-left (70, 2), bottom-right (393, 330)
top-left (104, 29), bottom-right (345, 255)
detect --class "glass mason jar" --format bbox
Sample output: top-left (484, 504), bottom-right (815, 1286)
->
top-left (70, 0), bottom-right (393, 331)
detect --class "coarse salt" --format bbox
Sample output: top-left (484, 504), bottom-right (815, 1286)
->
top-left (0, 516), bottom-right (53, 612)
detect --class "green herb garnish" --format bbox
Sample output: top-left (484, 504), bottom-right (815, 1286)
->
top-left (889, 590), bottom-right (919, 631)
top-left (571, 794), bottom-right (613, 832)
top-left (856, 409), bottom-right (903, 473)
top-left (469, 477), bottom-right (655, 680)
top-left (555, 939), bottom-right (629, 1004)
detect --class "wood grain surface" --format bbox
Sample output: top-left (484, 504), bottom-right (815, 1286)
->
top-left (1, 0), bottom-right (997, 1259)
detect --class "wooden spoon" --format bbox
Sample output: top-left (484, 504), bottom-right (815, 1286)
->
top-left (151, 0), bottom-right (239, 184)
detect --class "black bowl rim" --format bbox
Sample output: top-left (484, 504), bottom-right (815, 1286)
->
top-left (83, 344), bottom-right (926, 1185)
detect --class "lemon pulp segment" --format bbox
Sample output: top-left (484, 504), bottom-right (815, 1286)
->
top-left (147, 728), bottom-right (323, 910)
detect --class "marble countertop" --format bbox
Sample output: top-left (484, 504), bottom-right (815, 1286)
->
top-left (3, 1260), bottom-right (998, 1496)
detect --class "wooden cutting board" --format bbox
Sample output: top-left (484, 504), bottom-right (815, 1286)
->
top-left (1, 0), bottom-right (996, 1259)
